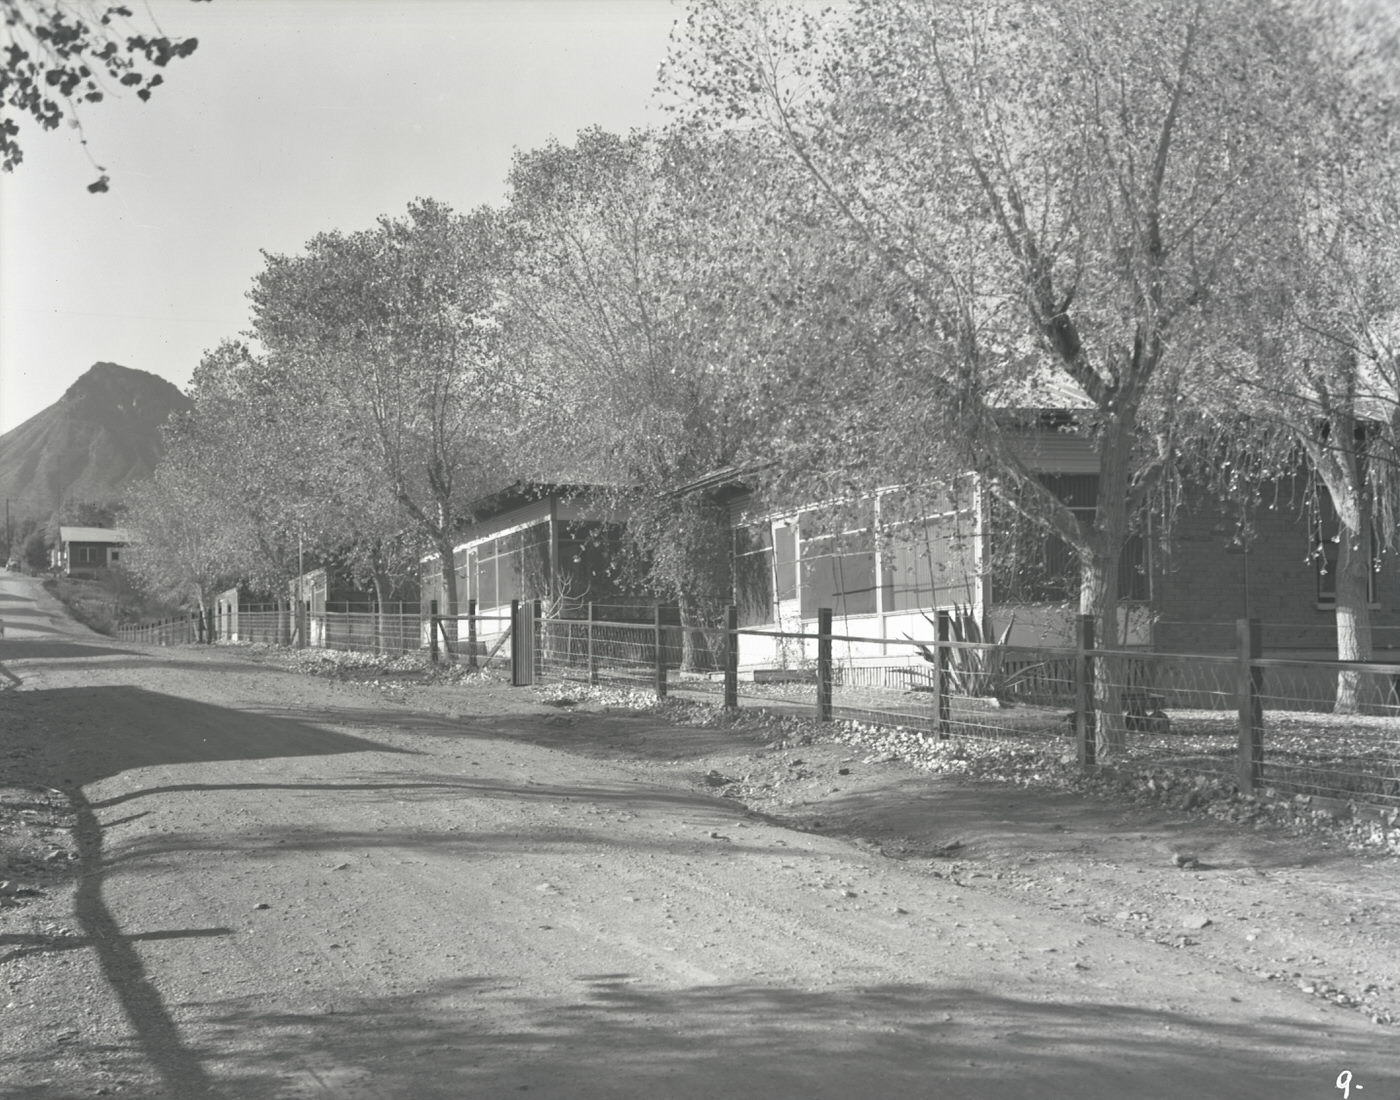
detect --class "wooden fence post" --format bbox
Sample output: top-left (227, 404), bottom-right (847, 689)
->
top-left (816, 607), bottom-right (833, 722)
top-left (654, 603), bottom-right (668, 699)
top-left (936, 609), bottom-right (951, 737)
top-left (1238, 617), bottom-right (1264, 793)
top-left (429, 600), bottom-right (439, 663)
top-left (1076, 614), bottom-right (1096, 769)
top-left (466, 598), bottom-right (478, 669)
top-left (587, 602), bottom-right (598, 685)
top-left (724, 604), bottom-right (738, 710)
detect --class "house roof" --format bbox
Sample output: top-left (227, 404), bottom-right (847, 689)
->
top-left (59, 526), bottom-right (133, 544)
top-left (665, 464), bottom-right (768, 500)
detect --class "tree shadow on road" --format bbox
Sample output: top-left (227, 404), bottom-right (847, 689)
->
top-left (1, 685), bottom-right (405, 790)
top-left (0, 639), bottom-right (140, 659)
top-left (168, 974), bottom-right (1397, 1100)
top-left (0, 685), bottom-right (418, 1100)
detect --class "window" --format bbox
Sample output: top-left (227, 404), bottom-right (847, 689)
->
top-left (799, 518), bottom-right (877, 620)
top-left (71, 545), bottom-right (101, 565)
top-left (773, 525), bottom-right (798, 603)
top-left (109, 550), bottom-right (120, 562)
top-left (988, 474), bottom-right (1149, 604)
top-left (882, 513), bottom-right (978, 612)
top-left (471, 523), bottom-right (553, 610)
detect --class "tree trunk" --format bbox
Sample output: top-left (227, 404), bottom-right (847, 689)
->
top-left (677, 594), bottom-right (711, 672)
top-left (370, 571), bottom-right (390, 655)
top-left (1334, 508), bottom-right (1375, 714)
top-left (1082, 548), bottom-right (1128, 759)
top-left (435, 536), bottom-right (460, 644)
top-left (1086, 423), bottom-right (1134, 760)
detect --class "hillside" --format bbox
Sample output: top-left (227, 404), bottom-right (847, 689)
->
top-left (0, 362), bottom-right (191, 521)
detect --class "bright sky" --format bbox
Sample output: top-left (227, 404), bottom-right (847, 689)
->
top-left (0, 0), bottom-right (680, 433)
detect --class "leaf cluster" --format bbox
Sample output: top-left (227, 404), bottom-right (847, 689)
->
top-left (1, 0), bottom-right (205, 187)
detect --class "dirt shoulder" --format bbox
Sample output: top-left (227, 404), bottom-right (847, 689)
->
top-left (1, 596), bottom-right (1397, 1099)
top-left (464, 680), bottom-right (1400, 1028)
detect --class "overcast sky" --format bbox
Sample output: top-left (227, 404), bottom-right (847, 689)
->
top-left (0, 0), bottom-right (680, 433)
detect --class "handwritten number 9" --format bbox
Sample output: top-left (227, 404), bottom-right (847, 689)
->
top-left (1336, 1070), bottom-right (1356, 1098)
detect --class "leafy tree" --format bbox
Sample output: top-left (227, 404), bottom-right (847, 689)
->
top-left (1199, 4), bottom-right (1400, 711)
top-left (669, 0), bottom-right (1368, 752)
top-left (125, 341), bottom-right (313, 640)
top-left (249, 199), bottom-right (513, 634)
top-left (2, 0), bottom-right (206, 191)
top-left (122, 432), bottom-right (242, 628)
top-left (504, 127), bottom-right (774, 665)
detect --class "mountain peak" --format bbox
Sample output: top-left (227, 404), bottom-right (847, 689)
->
top-left (0, 362), bottom-right (192, 522)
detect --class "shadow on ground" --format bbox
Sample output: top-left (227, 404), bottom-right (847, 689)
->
top-left (0, 640), bottom-right (139, 660)
top-left (0, 685), bottom-right (405, 790)
top-left (24, 974), bottom-right (1380, 1100)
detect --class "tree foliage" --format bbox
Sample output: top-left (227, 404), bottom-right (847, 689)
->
top-left (1188, 1), bottom-right (1400, 710)
top-left (502, 126), bottom-right (815, 663)
top-left (666, 0), bottom-right (1393, 747)
top-left (1, 0), bottom-right (206, 190)
top-left (250, 199), bottom-right (513, 626)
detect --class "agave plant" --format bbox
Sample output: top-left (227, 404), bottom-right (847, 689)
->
top-left (908, 605), bottom-right (1016, 699)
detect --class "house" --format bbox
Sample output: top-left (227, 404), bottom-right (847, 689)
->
top-left (694, 436), bottom-right (1400, 675)
top-left (419, 482), bottom-right (644, 648)
top-left (56, 526), bottom-right (133, 579)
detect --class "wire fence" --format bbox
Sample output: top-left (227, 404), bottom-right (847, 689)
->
top-left (121, 603), bottom-right (424, 654)
top-left (119, 596), bottom-right (1400, 812)
top-left (116, 614), bottom-right (203, 646)
top-left (503, 604), bottom-right (1400, 813)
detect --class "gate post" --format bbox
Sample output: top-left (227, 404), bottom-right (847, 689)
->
top-left (816, 607), bottom-right (833, 722)
top-left (466, 598), bottom-right (478, 669)
top-left (510, 599), bottom-right (524, 685)
top-left (429, 599), bottom-right (439, 663)
top-left (1076, 614), bottom-right (1096, 769)
top-left (1237, 618), bottom-right (1264, 793)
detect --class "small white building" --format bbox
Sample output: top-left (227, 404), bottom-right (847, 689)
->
top-left (56, 526), bottom-right (133, 579)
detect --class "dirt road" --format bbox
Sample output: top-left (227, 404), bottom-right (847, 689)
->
top-left (2, 571), bottom-right (1397, 1099)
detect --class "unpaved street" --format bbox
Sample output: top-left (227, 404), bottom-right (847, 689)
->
top-left (2, 572), bottom-right (1398, 1099)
